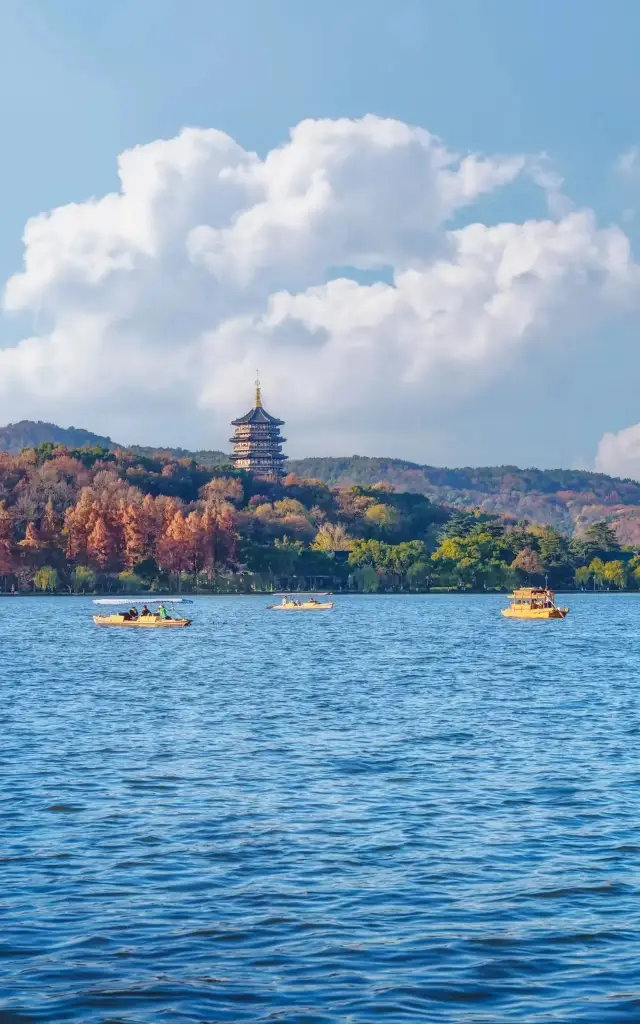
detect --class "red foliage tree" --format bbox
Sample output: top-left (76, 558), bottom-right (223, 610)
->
top-left (19, 522), bottom-right (47, 569)
top-left (64, 488), bottom-right (97, 560)
top-left (87, 516), bottom-right (119, 571)
top-left (0, 502), bottom-right (16, 579)
top-left (157, 510), bottom-right (191, 578)
top-left (120, 501), bottom-right (148, 569)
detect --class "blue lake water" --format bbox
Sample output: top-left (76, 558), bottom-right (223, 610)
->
top-left (2, 593), bottom-right (640, 1023)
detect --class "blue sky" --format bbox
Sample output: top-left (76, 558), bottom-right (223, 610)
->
top-left (1, 0), bottom-right (640, 472)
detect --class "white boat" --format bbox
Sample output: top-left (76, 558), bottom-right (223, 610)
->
top-left (267, 595), bottom-right (334, 611)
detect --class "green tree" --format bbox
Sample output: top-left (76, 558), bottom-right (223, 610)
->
top-left (432, 536), bottom-right (465, 563)
top-left (354, 565), bottom-right (380, 593)
top-left (439, 509), bottom-right (477, 539)
top-left (72, 565), bottom-right (97, 593)
top-left (628, 555), bottom-right (640, 589)
top-left (588, 557), bottom-right (606, 590)
top-left (406, 560), bottom-right (432, 590)
top-left (574, 565), bottom-right (591, 588)
top-left (118, 570), bottom-right (144, 593)
top-left (348, 539), bottom-right (390, 571)
top-left (34, 566), bottom-right (58, 592)
top-left (386, 541), bottom-right (427, 588)
top-left (603, 560), bottom-right (626, 590)
top-left (581, 521), bottom-right (620, 556)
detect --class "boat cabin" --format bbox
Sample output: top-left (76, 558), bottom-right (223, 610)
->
top-left (510, 587), bottom-right (555, 609)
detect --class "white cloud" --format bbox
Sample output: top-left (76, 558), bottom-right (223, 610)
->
top-left (1, 115), bottom-right (639, 458)
top-left (595, 424), bottom-right (640, 481)
top-left (615, 146), bottom-right (640, 179)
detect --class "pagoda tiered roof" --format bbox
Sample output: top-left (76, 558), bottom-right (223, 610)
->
top-left (231, 405), bottom-right (284, 426)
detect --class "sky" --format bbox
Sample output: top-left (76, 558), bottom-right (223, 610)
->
top-left (1, 0), bottom-right (640, 476)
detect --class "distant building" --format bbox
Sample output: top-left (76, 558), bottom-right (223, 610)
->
top-left (229, 376), bottom-right (287, 480)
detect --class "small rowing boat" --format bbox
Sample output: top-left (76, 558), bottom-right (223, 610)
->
top-left (267, 595), bottom-right (334, 611)
top-left (92, 598), bottom-right (193, 627)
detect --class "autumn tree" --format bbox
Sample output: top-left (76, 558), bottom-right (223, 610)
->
top-left (157, 510), bottom-right (192, 580)
top-left (512, 547), bottom-right (544, 580)
top-left (603, 560), bottom-right (626, 590)
top-left (87, 516), bottom-right (119, 571)
top-left (64, 488), bottom-right (98, 560)
top-left (19, 522), bottom-right (47, 569)
top-left (40, 499), bottom-right (59, 545)
top-left (312, 523), bottom-right (353, 553)
top-left (201, 476), bottom-right (244, 507)
top-left (0, 502), bottom-right (15, 581)
top-left (200, 503), bottom-right (237, 573)
top-left (120, 501), bottom-right (149, 569)
top-left (365, 503), bottom-right (400, 533)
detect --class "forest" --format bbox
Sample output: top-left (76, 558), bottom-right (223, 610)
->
top-left (4, 420), bottom-right (640, 539)
top-left (0, 442), bottom-right (636, 595)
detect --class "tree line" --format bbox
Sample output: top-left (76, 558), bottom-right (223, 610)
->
top-left (0, 443), bottom-right (635, 594)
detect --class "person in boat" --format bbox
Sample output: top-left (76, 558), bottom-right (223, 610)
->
top-left (158, 603), bottom-right (170, 620)
top-left (141, 604), bottom-right (151, 617)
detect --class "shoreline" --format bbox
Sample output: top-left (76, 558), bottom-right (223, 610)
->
top-left (2, 589), bottom-right (636, 598)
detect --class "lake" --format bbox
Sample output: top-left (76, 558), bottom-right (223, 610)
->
top-left (2, 593), bottom-right (640, 1022)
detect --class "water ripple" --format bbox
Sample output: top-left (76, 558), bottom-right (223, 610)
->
top-left (1, 593), bottom-right (640, 1021)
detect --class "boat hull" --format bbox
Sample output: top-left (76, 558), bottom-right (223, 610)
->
top-left (93, 615), bottom-right (191, 628)
top-left (268, 602), bottom-right (334, 611)
top-left (501, 607), bottom-right (568, 619)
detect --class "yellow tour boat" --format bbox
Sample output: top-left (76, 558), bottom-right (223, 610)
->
top-left (267, 595), bottom-right (334, 611)
top-left (501, 587), bottom-right (568, 620)
top-left (92, 598), bottom-right (192, 627)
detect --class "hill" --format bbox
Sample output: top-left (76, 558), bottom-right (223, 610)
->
top-left (127, 444), bottom-right (228, 468)
top-left (0, 420), bottom-right (116, 454)
top-left (287, 456), bottom-right (640, 541)
top-left (2, 421), bottom-right (640, 541)
top-left (0, 440), bottom-right (632, 594)
top-left (0, 422), bottom-right (229, 467)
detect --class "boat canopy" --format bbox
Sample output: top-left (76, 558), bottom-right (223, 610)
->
top-left (92, 597), bottom-right (193, 605)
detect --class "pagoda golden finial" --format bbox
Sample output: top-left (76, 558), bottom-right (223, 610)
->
top-left (255, 370), bottom-right (262, 408)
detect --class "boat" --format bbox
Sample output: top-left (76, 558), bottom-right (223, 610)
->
top-left (267, 595), bottom-right (334, 611)
top-left (501, 587), bottom-right (569, 620)
top-left (92, 598), bottom-right (193, 627)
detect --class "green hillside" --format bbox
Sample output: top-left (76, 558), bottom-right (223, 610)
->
top-left (0, 420), bottom-right (116, 454)
top-left (2, 421), bottom-right (640, 539)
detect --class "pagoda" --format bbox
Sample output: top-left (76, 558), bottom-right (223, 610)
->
top-left (229, 375), bottom-right (287, 479)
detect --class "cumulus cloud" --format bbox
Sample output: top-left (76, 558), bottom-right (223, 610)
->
top-left (1, 115), bottom-right (639, 457)
top-left (595, 424), bottom-right (640, 481)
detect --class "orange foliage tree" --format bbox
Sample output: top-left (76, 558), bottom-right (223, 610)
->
top-left (0, 502), bottom-right (15, 579)
top-left (87, 516), bottom-right (120, 571)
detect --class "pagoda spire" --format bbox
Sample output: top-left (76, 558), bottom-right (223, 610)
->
top-left (255, 370), bottom-right (262, 408)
